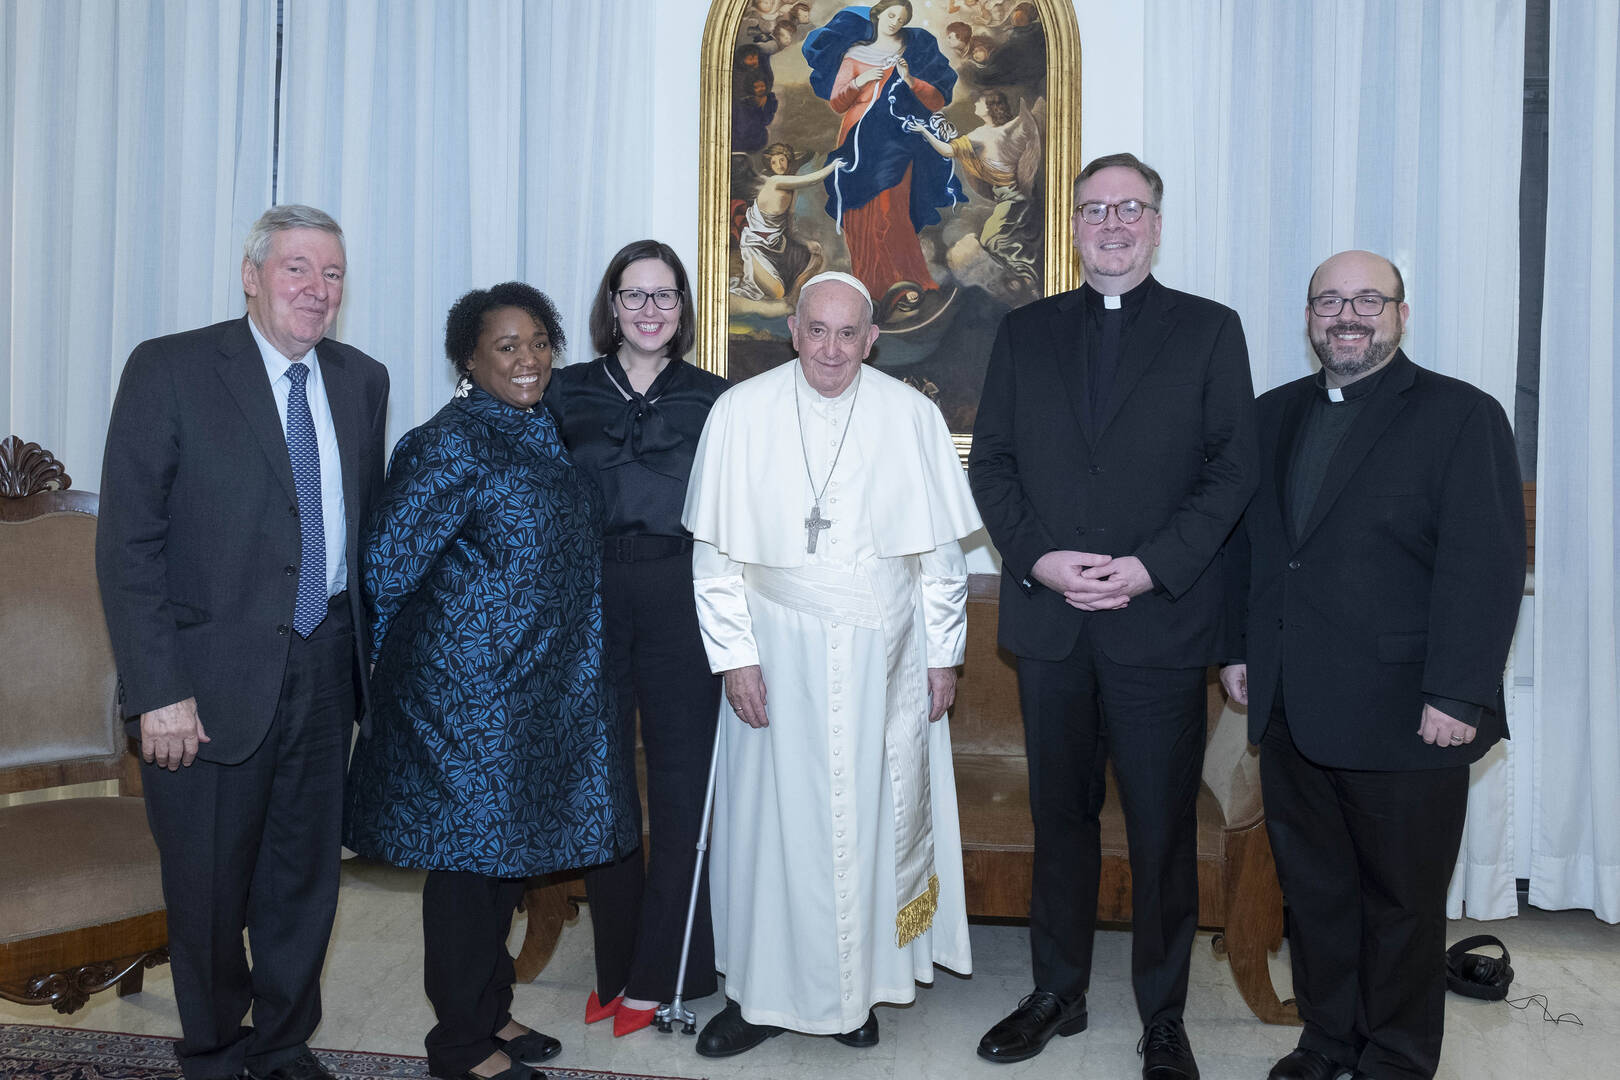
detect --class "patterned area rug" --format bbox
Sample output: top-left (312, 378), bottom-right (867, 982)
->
top-left (0, 1025), bottom-right (704, 1080)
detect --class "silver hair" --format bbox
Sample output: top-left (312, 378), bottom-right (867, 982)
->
top-left (242, 204), bottom-right (345, 268)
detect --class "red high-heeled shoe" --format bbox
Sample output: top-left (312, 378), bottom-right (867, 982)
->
top-left (584, 990), bottom-right (622, 1024)
top-left (613, 1002), bottom-right (658, 1037)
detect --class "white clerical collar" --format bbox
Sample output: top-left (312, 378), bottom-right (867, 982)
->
top-left (793, 359), bottom-right (861, 409)
top-left (1327, 386), bottom-right (1345, 402)
top-left (1103, 294), bottom-right (1122, 310)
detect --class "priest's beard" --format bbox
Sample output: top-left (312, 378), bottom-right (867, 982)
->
top-left (1311, 320), bottom-right (1399, 382)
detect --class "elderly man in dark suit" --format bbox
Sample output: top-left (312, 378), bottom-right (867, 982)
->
top-left (96, 205), bottom-right (389, 1080)
top-left (1222, 250), bottom-right (1523, 1080)
top-left (968, 153), bottom-right (1257, 1080)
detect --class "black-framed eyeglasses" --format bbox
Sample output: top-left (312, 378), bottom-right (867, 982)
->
top-left (615, 288), bottom-right (683, 311)
top-left (1074, 199), bottom-right (1158, 225)
top-left (1309, 294), bottom-right (1398, 317)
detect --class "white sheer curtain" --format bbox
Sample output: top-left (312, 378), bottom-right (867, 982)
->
top-left (276, 0), bottom-right (659, 451)
top-left (1142, 0), bottom-right (1528, 920)
top-left (1530, 0), bottom-right (1620, 925)
top-left (0, 0), bottom-right (275, 484)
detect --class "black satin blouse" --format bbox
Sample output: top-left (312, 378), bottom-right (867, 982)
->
top-left (545, 355), bottom-right (730, 537)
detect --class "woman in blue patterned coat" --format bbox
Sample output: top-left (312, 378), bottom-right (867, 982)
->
top-left (345, 283), bottom-right (638, 1080)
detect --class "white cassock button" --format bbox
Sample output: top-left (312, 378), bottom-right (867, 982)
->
top-left (841, 932), bottom-right (849, 940)
top-left (838, 871), bottom-right (847, 879)
top-left (836, 830), bottom-right (845, 839)
top-left (842, 952), bottom-right (849, 960)
top-left (831, 641), bottom-right (839, 650)
top-left (837, 849), bottom-right (846, 858)
top-left (844, 993), bottom-right (852, 1001)
top-left (832, 726), bottom-right (841, 735)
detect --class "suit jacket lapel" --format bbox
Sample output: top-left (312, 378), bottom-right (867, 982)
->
top-left (1274, 382), bottom-right (1312, 547)
top-left (1295, 352), bottom-right (1416, 546)
top-left (1095, 280), bottom-right (1175, 439)
top-left (317, 341), bottom-right (365, 565)
top-left (217, 317), bottom-right (298, 505)
top-left (1048, 291), bottom-right (1096, 447)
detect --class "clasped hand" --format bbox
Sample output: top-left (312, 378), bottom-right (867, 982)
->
top-left (1031, 550), bottom-right (1153, 611)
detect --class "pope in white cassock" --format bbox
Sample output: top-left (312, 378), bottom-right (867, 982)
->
top-left (682, 272), bottom-right (983, 1059)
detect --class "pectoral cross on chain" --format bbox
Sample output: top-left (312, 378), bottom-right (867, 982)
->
top-left (804, 503), bottom-right (833, 554)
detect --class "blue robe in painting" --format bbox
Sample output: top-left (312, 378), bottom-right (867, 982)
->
top-left (803, 6), bottom-right (965, 232)
top-left (344, 384), bottom-right (637, 878)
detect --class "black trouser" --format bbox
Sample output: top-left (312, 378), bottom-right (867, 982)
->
top-left (1261, 708), bottom-right (1469, 1080)
top-left (1017, 624), bottom-right (1207, 1025)
top-left (421, 871), bottom-right (526, 1077)
top-left (583, 550), bottom-right (722, 1003)
top-left (141, 595), bottom-right (355, 1080)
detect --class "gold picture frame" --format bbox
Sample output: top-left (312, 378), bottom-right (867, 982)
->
top-left (696, 0), bottom-right (1082, 463)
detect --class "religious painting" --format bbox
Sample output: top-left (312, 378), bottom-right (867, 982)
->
top-left (697, 0), bottom-right (1082, 457)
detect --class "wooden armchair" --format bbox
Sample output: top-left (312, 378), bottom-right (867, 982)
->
top-left (0, 437), bottom-right (169, 1013)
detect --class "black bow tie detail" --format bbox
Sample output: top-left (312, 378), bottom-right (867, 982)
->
top-left (601, 392), bottom-right (685, 469)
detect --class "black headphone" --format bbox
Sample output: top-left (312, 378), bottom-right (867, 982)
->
top-left (1445, 934), bottom-right (1514, 1001)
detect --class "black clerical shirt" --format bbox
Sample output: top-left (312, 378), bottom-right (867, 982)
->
top-left (1082, 275), bottom-right (1155, 431)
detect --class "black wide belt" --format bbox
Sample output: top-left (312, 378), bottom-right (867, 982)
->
top-left (604, 534), bottom-right (694, 563)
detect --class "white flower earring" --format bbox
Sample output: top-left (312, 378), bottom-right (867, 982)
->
top-left (454, 373), bottom-right (472, 398)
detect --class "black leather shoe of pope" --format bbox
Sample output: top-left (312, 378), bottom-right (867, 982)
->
top-left (492, 1027), bottom-right (561, 1067)
top-left (1268, 1047), bottom-right (1345, 1080)
top-left (976, 990), bottom-right (1088, 1063)
top-left (1139, 1017), bottom-right (1199, 1080)
top-left (832, 1009), bottom-right (879, 1048)
top-left (695, 1001), bottom-right (784, 1059)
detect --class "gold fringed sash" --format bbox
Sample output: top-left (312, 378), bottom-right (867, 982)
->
top-left (896, 873), bottom-right (940, 947)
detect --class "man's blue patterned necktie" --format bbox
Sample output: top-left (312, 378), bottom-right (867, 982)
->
top-left (285, 362), bottom-right (326, 637)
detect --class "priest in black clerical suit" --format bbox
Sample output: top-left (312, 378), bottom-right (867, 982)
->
top-left (1222, 251), bottom-right (1523, 1080)
top-left (968, 153), bottom-right (1256, 1080)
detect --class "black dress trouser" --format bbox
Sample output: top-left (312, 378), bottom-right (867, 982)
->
top-left (421, 871), bottom-right (527, 1077)
top-left (1261, 706), bottom-right (1469, 1080)
top-left (583, 551), bottom-right (723, 1003)
top-left (1016, 622), bottom-right (1208, 1024)
top-left (141, 595), bottom-right (355, 1080)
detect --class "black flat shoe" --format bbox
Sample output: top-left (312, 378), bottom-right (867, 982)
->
top-left (1139, 1017), bottom-right (1199, 1080)
top-left (977, 990), bottom-right (1088, 1063)
top-left (248, 1052), bottom-right (337, 1080)
top-left (492, 1027), bottom-right (561, 1066)
top-left (1268, 1047), bottom-right (1345, 1080)
top-left (831, 1009), bottom-right (879, 1048)
top-left (696, 1000), bottom-right (784, 1058)
top-left (444, 1066), bottom-right (536, 1080)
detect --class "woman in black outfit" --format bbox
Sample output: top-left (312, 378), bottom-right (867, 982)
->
top-left (544, 240), bottom-right (728, 1037)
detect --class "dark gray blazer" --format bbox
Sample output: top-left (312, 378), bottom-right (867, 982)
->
top-left (96, 315), bottom-right (389, 763)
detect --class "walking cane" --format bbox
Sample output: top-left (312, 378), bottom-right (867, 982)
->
top-left (655, 726), bottom-right (722, 1035)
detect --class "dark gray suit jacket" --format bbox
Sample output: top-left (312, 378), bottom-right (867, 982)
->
top-left (969, 277), bottom-right (1258, 667)
top-left (96, 316), bottom-right (389, 763)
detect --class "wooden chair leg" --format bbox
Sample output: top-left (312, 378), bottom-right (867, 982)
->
top-left (115, 962), bottom-right (144, 998)
top-left (1220, 822), bottom-right (1300, 1025)
top-left (513, 875), bottom-right (582, 983)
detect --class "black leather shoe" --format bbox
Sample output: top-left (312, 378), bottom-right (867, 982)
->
top-left (696, 1000), bottom-right (784, 1058)
top-left (1268, 1048), bottom-right (1344, 1080)
top-left (442, 1065), bottom-right (535, 1080)
top-left (492, 1026), bottom-right (561, 1067)
top-left (831, 1009), bottom-right (879, 1048)
top-left (1139, 1017), bottom-right (1199, 1080)
top-left (976, 990), bottom-right (1088, 1063)
top-left (249, 1052), bottom-right (337, 1080)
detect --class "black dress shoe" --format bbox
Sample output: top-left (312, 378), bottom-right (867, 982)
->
top-left (695, 1000), bottom-right (784, 1058)
top-left (1139, 1017), bottom-right (1199, 1080)
top-left (249, 1052), bottom-right (337, 1080)
top-left (976, 989), bottom-right (1088, 1063)
top-left (831, 1009), bottom-right (879, 1048)
top-left (442, 1065), bottom-right (536, 1080)
top-left (492, 1026), bottom-right (561, 1067)
top-left (1268, 1047), bottom-right (1345, 1080)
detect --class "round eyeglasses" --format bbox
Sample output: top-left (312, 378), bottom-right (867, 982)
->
top-left (615, 288), bottom-right (683, 311)
top-left (1309, 294), bottom-right (1398, 317)
top-left (1074, 199), bottom-right (1158, 226)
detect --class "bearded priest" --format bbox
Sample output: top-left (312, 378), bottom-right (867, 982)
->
top-left (682, 271), bottom-right (982, 1058)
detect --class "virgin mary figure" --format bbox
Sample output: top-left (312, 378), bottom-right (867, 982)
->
top-left (803, 1), bottom-right (965, 308)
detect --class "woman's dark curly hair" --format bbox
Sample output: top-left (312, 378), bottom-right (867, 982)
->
top-left (587, 240), bottom-right (696, 359)
top-left (444, 282), bottom-right (566, 375)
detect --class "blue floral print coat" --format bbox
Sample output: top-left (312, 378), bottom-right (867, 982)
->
top-left (344, 385), bottom-right (636, 876)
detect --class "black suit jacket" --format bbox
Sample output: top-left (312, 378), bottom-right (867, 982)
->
top-left (969, 278), bottom-right (1257, 665)
top-left (96, 316), bottom-right (389, 763)
top-left (1225, 351), bottom-right (1524, 770)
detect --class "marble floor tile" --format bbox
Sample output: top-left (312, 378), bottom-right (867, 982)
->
top-left (2, 862), bottom-right (1612, 1080)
